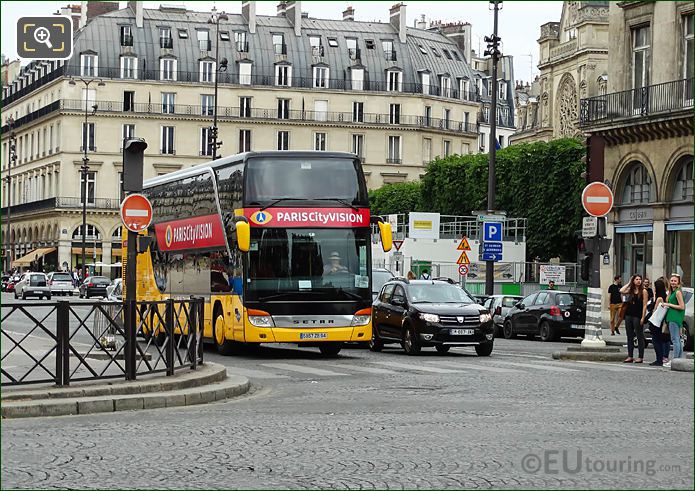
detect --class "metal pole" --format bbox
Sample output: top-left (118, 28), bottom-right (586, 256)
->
top-left (212, 16), bottom-right (220, 160)
top-left (5, 120), bottom-right (15, 272)
top-left (81, 98), bottom-right (89, 281)
top-left (485, 0), bottom-right (501, 297)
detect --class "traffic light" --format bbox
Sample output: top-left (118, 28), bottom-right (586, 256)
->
top-left (483, 34), bottom-right (502, 58)
top-left (581, 253), bottom-right (593, 281)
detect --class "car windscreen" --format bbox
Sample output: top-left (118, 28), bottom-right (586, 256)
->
top-left (89, 277), bottom-right (111, 285)
top-left (408, 284), bottom-right (474, 304)
top-left (502, 296), bottom-right (521, 307)
top-left (52, 274), bottom-right (72, 281)
top-left (29, 275), bottom-right (47, 286)
top-left (372, 271), bottom-right (393, 293)
top-left (556, 293), bottom-right (587, 307)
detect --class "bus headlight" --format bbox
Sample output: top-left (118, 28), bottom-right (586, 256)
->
top-left (351, 308), bottom-right (371, 327)
top-left (247, 309), bottom-right (275, 327)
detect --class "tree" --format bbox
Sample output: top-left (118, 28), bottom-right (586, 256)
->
top-left (369, 181), bottom-right (423, 216)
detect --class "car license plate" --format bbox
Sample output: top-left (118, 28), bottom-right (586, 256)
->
top-left (300, 332), bottom-right (327, 340)
top-left (571, 324), bottom-right (584, 329)
top-left (450, 328), bottom-right (474, 336)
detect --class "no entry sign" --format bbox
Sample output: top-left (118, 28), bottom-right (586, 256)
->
top-left (582, 182), bottom-right (614, 217)
top-left (120, 193), bottom-right (153, 233)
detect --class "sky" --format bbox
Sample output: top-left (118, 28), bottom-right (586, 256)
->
top-left (0, 0), bottom-right (563, 83)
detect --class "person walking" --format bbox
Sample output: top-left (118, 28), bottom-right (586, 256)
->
top-left (620, 274), bottom-right (648, 363)
top-left (663, 274), bottom-right (686, 368)
top-left (647, 278), bottom-right (669, 366)
top-left (608, 276), bottom-right (623, 335)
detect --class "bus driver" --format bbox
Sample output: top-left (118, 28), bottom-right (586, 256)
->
top-left (324, 251), bottom-right (348, 275)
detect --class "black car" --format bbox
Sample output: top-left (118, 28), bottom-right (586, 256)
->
top-left (503, 290), bottom-right (587, 342)
top-left (78, 276), bottom-right (111, 299)
top-left (372, 268), bottom-right (395, 302)
top-left (371, 279), bottom-right (495, 356)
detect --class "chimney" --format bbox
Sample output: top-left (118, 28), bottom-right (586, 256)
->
top-left (80, 1), bottom-right (87, 29)
top-left (286, 1), bottom-right (301, 37)
top-left (343, 6), bottom-right (354, 21)
top-left (276, 1), bottom-right (286, 17)
top-left (128, 1), bottom-right (143, 28)
top-left (389, 3), bottom-right (407, 44)
top-left (416, 14), bottom-right (426, 30)
top-left (242, 1), bottom-right (257, 33)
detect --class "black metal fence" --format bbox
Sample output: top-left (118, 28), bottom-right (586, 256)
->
top-left (1, 297), bottom-right (204, 387)
top-left (580, 77), bottom-right (694, 126)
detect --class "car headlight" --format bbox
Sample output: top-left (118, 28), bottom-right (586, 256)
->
top-left (479, 312), bottom-right (492, 324)
top-left (419, 313), bottom-right (440, 323)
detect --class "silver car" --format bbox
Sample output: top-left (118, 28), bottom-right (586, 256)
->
top-left (14, 272), bottom-right (51, 300)
top-left (484, 294), bottom-right (523, 337)
top-left (47, 271), bottom-right (75, 296)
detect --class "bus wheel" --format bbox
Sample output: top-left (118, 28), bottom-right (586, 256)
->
top-left (213, 309), bottom-right (235, 355)
top-left (319, 342), bottom-right (342, 357)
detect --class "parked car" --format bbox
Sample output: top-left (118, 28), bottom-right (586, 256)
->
top-left (106, 278), bottom-right (123, 301)
top-left (47, 271), bottom-right (75, 296)
top-left (372, 268), bottom-right (395, 302)
top-left (503, 290), bottom-right (587, 342)
top-left (484, 294), bottom-right (524, 337)
top-left (371, 278), bottom-right (495, 356)
top-left (79, 276), bottom-right (111, 299)
top-left (14, 272), bottom-right (51, 300)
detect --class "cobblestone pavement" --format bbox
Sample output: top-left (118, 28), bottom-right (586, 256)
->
top-left (2, 340), bottom-right (693, 489)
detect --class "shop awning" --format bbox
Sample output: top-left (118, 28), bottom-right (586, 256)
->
top-left (666, 221), bottom-right (693, 232)
top-left (614, 224), bottom-right (653, 234)
top-left (11, 247), bottom-right (57, 267)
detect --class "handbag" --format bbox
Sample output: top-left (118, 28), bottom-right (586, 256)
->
top-left (648, 303), bottom-right (668, 327)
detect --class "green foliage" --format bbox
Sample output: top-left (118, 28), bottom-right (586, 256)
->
top-left (369, 138), bottom-right (586, 261)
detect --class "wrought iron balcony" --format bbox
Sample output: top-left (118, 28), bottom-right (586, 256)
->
top-left (580, 78), bottom-right (694, 127)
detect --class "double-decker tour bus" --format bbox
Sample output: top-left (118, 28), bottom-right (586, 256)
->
top-left (130, 151), bottom-right (391, 356)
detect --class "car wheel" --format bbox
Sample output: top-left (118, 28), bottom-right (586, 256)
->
top-left (435, 345), bottom-right (450, 354)
top-left (683, 324), bottom-right (693, 352)
top-left (503, 321), bottom-right (516, 339)
top-left (47, 295), bottom-right (52, 301)
top-left (475, 341), bottom-right (494, 356)
top-left (368, 329), bottom-right (384, 352)
top-left (21, 291), bottom-right (26, 300)
top-left (69, 292), bottom-right (74, 296)
top-left (14, 290), bottom-right (18, 299)
top-left (403, 325), bottom-right (421, 355)
top-left (539, 321), bottom-right (556, 342)
top-left (319, 342), bottom-right (342, 357)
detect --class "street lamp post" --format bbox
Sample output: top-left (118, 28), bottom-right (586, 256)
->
top-left (5, 117), bottom-right (17, 272)
top-left (209, 7), bottom-right (229, 160)
top-left (484, 0), bottom-right (502, 296)
top-left (68, 77), bottom-right (105, 280)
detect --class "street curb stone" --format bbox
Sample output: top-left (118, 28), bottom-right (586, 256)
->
top-left (671, 358), bottom-right (694, 372)
top-left (552, 351), bottom-right (627, 362)
top-left (567, 346), bottom-right (620, 352)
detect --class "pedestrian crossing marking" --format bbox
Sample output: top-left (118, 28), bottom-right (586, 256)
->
top-left (329, 364), bottom-right (397, 375)
top-left (488, 360), bottom-right (579, 372)
top-left (226, 366), bottom-right (290, 379)
top-left (261, 363), bottom-right (348, 377)
top-left (373, 361), bottom-right (464, 374)
top-left (426, 360), bottom-right (516, 373)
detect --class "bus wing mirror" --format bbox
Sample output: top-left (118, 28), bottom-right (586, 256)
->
top-left (137, 235), bottom-right (152, 254)
top-left (378, 221), bottom-right (392, 252)
top-left (236, 221), bottom-right (250, 253)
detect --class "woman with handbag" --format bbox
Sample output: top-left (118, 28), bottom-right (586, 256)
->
top-left (663, 274), bottom-right (686, 368)
top-left (647, 278), bottom-right (669, 366)
top-left (620, 274), bottom-right (648, 363)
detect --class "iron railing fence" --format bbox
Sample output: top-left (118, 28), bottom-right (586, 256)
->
top-left (1, 297), bottom-right (203, 387)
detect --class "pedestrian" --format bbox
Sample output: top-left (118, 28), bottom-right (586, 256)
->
top-left (72, 267), bottom-right (79, 287)
top-left (420, 269), bottom-right (431, 280)
top-left (407, 271), bottom-right (416, 280)
top-left (620, 274), bottom-right (648, 363)
top-left (647, 278), bottom-right (669, 366)
top-left (608, 275), bottom-right (623, 335)
top-left (644, 277), bottom-right (653, 303)
top-left (547, 280), bottom-right (556, 290)
top-left (663, 274), bottom-right (686, 368)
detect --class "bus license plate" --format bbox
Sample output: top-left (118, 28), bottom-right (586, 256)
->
top-left (450, 329), bottom-right (474, 336)
top-left (300, 332), bottom-right (328, 340)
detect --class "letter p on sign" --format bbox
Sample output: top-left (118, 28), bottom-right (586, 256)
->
top-left (483, 222), bottom-right (503, 242)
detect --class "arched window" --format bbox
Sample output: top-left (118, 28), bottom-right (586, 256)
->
top-left (672, 156), bottom-right (694, 202)
top-left (622, 163), bottom-right (652, 204)
top-left (72, 224), bottom-right (101, 240)
top-left (111, 228), bottom-right (122, 241)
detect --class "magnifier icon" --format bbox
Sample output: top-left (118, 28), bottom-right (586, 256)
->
top-left (33, 27), bottom-right (53, 49)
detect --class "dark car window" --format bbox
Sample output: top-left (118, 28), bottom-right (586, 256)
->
top-left (502, 297), bottom-right (521, 308)
top-left (381, 284), bottom-right (395, 303)
top-left (29, 275), bottom-right (47, 287)
top-left (407, 283), bottom-right (474, 304)
top-left (534, 292), bottom-right (550, 305)
top-left (52, 273), bottom-right (72, 282)
top-left (556, 293), bottom-right (586, 307)
top-left (521, 293), bottom-right (537, 306)
top-left (88, 277), bottom-right (111, 285)
top-left (391, 286), bottom-right (406, 305)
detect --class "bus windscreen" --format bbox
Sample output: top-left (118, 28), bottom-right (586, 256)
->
top-left (244, 156), bottom-right (368, 205)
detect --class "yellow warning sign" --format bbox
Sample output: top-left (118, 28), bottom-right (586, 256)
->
top-left (456, 251), bottom-right (471, 264)
top-left (457, 237), bottom-right (471, 251)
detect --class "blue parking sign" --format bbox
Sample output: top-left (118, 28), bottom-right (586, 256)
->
top-left (483, 222), bottom-right (503, 242)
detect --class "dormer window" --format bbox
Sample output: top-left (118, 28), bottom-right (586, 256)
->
top-left (431, 47), bottom-right (441, 58)
top-left (310, 36), bottom-right (324, 57)
top-left (498, 80), bottom-right (506, 99)
top-left (239, 62), bottom-right (252, 85)
top-left (160, 58), bottom-right (177, 81)
top-left (418, 44), bottom-right (427, 54)
top-left (275, 64), bottom-right (292, 86)
top-left (120, 56), bottom-right (137, 79)
top-left (365, 39), bottom-right (375, 49)
top-left (197, 30), bottom-right (211, 51)
top-left (351, 68), bottom-right (364, 90)
top-left (235, 32), bottom-right (248, 52)
top-left (327, 37), bottom-right (339, 48)
top-left (313, 66), bottom-right (329, 88)
top-left (452, 51), bottom-right (461, 61)
top-left (80, 53), bottom-right (98, 77)
top-left (443, 49), bottom-right (453, 60)
top-left (120, 26), bottom-right (133, 46)
top-left (273, 33), bottom-right (286, 55)
top-left (178, 29), bottom-right (188, 39)
top-left (459, 78), bottom-right (471, 100)
top-left (440, 75), bottom-right (452, 98)
top-left (387, 70), bottom-right (402, 92)
top-left (382, 40), bottom-right (396, 61)
top-left (160, 27), bottom-right (173, 48)
top-left (220, 31), bottom-right (230, 41)
top-left (200, 60), bottom-right (215, 83)
top-left (346, 38), bottom-right (358, 59)
top-left (420, 72), bottom-right (430, 95)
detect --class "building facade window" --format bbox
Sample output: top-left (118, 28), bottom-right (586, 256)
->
top-left (352, 101), bottom-right (364, 123)
top-left (235, 32), bottom-right (248, 52)
top-left (120, 56), bottom-right (137, 79)
top-left (684, 14), bottom-right (694, 79)
top-left (382, 40), bottom-right (396, 61)
top-left (239, 129), bottom-right (251, 152)
top-left (388, 135), bottom-right (401, 163)
top-left (277, 98), bottom-right (290, 119)
top-left (423, 137), bottom-right (432, 163)
top-left (81, 171), bottom-right (96, 205)
top-left (81, 54), bottom-right (98, 77)
top-left (239, 62), bottom-right (252, 85)
top-left (443, 139), bottom-right (451, 157)
top-left (314, 100), bottom-right (328, 121)
top-left (239, 96), bottom-right (252, 117)
top-left (310, 36), bottom-right (323, 57)
top-left (200, 127), bottom-right (213, 156)
top-left (275, 64), bottom-right (292, 86)
top-left (347, 38), bottom-right (358, 59)
top-left (387, 70), bottom-right (402, 92)
top-left (81, 122), bottom-right (95, 151)
top-left (351, 68), bottom-right (364, 90)
top-left (273, 33), bottom-right (285, 54)
top-left (421, 72), bottom-right (430, 95)
top-left (622, 163), bottom-right (652, 204)
top-left (440, 75), bottom-right (452, 98)
top-left (424, 106), bottom-right (432, 126)
top-left (160, 27), bottom-right (173, 48)
top-left (672, 156), bottom-right (694, 201)
top-left (277, 130), bottom-right (290, 150)
top-left (313, 66), bottom-right (329, 88)
top-left (162, 92), bottom-right (175, 114)
top-left (201, 94), bottom-right (214, 116)
top-left (160, 58), bottom-right (177, 81)
top-left (197, 30), bottom-right (211, 51)
top-left (161, 126), bottom-right (175, 154)
top-left (389, 103), bottom-right (401, 124)
top-left (120, 25), bottom-right (133, 46)
top-left (200, 61), bottom-right (215, 83)
top-left (123, 90), bottom-right (135, 111)
top-left (498, 80), bottom-right (506, 99)
top-left (443, 108), bottom-right (451, 129)
top-left (314, 132), bottom-right (327, 151)
top-left (351, 134), bottom-right (364, 160)
top-left (632, 25), bottom-right (650, 89)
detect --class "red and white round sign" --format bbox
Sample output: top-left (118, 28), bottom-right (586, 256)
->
top-left (120, 194), bottom-right (153, 233)
top-left (458, 264), bottom-right (469, 276)
top-left (581, 182), bottom-right (614, 217)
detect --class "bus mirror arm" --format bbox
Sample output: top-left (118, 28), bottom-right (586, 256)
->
top-left (226, 216), bottom-right (251, 253)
